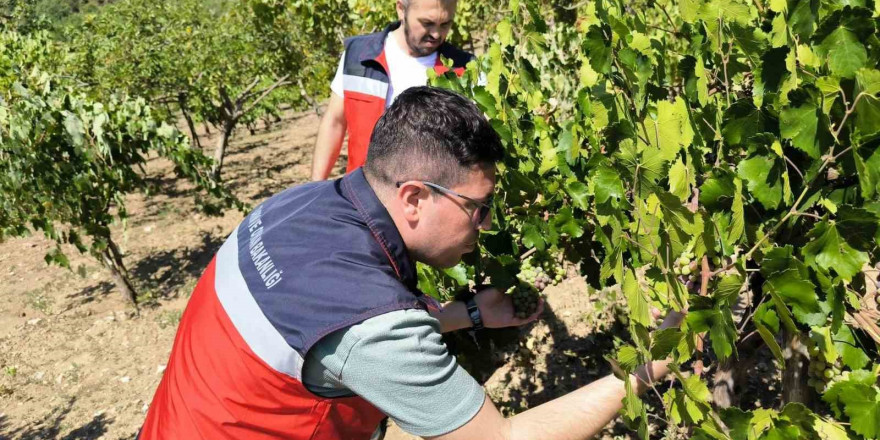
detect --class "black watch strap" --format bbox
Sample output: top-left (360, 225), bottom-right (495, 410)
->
top-left (464, 295), bottom-right (484, 331)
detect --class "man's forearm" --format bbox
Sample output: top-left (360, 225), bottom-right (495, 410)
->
top-left (508, 359), bottom-right (672, 440)
top-left (310, 95), bottom-right (346, 180)
top-left (430, 300), bottom-right (472, 333)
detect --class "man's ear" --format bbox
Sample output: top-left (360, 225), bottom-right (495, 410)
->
top-left (396, 1), bottom-right (406, 21)
top-left (397, 182), bottom-right (426, 223)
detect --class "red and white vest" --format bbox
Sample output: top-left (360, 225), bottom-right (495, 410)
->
top-left (139, 170), bottom-right (439, 439)
top-left (341, 21), bottom-right (474, 172)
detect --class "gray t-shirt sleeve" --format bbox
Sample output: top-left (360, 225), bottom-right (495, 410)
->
top-left (301, 309), bottom-right (486, 437)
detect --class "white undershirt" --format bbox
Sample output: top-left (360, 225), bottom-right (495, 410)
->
top-left (330, 33), bottom-right (438, 107)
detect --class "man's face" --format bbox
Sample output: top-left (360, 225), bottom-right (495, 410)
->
top-left (397, 0), bottom-right (457, 57)
top-left (417, 165), bottom-right (495, 268)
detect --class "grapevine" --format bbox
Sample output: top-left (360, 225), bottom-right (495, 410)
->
top-left (431, 0), bottom-right (880, 438)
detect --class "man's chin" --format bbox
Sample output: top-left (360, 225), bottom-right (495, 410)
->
top-left (410, 42), bottom-right (441, 57)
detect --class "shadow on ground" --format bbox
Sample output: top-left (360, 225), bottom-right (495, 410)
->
top-left (0, 398), bottom-right (112, 440)
top-left (444, 301), bottom-right (638, 435)
top-left (130, 231), bottom-right (225, 303)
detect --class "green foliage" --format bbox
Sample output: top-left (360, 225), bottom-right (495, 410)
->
top-left (0, 29), bottom-right (240, 302)
top-left (432, 0), bottom-right (880, 436)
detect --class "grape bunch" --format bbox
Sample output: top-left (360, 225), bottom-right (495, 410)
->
top-left (518, 254), bottom-right (563, 291)
top-left (807, 345), bottom-right (844, 393)
top-left (673, 251), bottom-right (701, 291)
top-left (508, 283), bottom-right (541, 319)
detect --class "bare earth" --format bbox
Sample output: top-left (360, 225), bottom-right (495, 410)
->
top-left (0, 109), bottom-right (631, 440)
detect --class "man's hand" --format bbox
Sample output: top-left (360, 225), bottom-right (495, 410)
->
top-left (430, 286), bottom-right (544, 333)
top-left (475, 286), bottom-right (544, 328)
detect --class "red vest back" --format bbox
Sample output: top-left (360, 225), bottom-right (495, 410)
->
top-left (140, 170), bottom-right (437, 439)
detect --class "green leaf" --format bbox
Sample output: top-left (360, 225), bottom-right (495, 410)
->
top-left (723, 101), bottom-right (765, 145)
top-left (552, 207), bottom-right (584, 238)
top-left (442, 263), bottom-right (469, 285)
top-left (566, 181), bottom-right (590, 210)
top-left (497, 19), bottom-right (514, 47)
top-left (833, 326), bottom-right (870, 370)
top-left (813, 417), bottom-right (852, 440)
top-left (699, 174), bottom-right (736, 210)
top-left (802, 220), bottom-right (869, 282)
top-left (63, 111), bottom-right (85, 147)
top-left (680, 372), bottom-right (712, 405)
top-left (472, 87), bottom-right (498, 118)
top-left (838, 384), bottom-right (880, 438)
top-left (854, 69), bottom-right (880, 137)
top-left (779, 102), bottom-right (821, 159)
top-left (787, 0), bottom-right (818, 39)
top-left (665, 388), bottom-right (705, 424)
top-left (651, 328), bottom-right (685, 359)
top-left (756, 323), bottom-right (785, 364)
top-left (730, 178), bottom-right (745, 245)
top-left (592, 166), bottom-right (625, 204)
top-left (521, 222), bottom-right (545, 251)
top-left (819, 28), bottom-right (867, 79)
top-left (624, 268), bottom-right (652, 326)
top-left (738, 154), bottom-right (784, 210)
top-left (762, 247), bottom-right (823, 325)
top-left (854, 143), bottom-right (880, 198)
top-left (582, 26), bottom-right (612, 74)
top-left (645, 97), bottom-right (693, 162)
top-left (835, 205), bottom-right (878, 252)
top-left (668, 158), bottom-right (693, 201)
top-left (616, 344), bottom-right (640, 371)
top-left (714, 273), bottom-right (744, 305)
top-left (855, 68), bottom-right (880, 95)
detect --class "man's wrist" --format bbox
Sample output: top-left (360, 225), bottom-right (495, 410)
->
top-left (454, 289), bottom-right (484, 331)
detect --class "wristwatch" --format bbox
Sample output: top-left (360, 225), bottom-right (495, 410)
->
top-left (455, 289), bottom-right (484, 331)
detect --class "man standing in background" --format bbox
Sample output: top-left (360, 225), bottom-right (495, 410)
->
top-left (310, 0), bottom-right (473, 180)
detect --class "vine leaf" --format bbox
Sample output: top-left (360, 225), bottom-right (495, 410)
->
top-left (591, 166), bottom-right (625, 204)
top-left (818, 28), bottom-right (867, 79)
top-left (668, 158), bottom-right (693, 202)
top-left (762, 247), bottom-right (824, 326)
top-left (832, 326), bottom-right (870, 370)
top-left (737, 154), bottom-right (784, 210)
top-left (838, 385), bottom-right (880, 438)
top-left (854, 68), bottom-right (880, 137)
top-left (645, 97), bottom-right (693, 163)
top-left (779, 102), bottom-right (820, 159)
top-left (651, 328), bottom-right (685, 359)
top-left (624, 268), bottom-right (652, 326)
top-left (802, 220), bottom-right (869, 282)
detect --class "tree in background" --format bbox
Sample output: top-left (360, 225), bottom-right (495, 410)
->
top-left (0, 29), bottom-right (241, 307)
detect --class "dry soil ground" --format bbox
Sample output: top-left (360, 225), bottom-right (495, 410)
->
top-left (1, 108), bottom-right (639, 440)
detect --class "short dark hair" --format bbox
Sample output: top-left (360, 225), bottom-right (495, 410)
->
top-left (364, 86), bottom-right (503, 190)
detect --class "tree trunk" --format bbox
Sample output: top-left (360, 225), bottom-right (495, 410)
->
top-left (211, 119), bottom-right (234, 180)
top-left (298, 79), bottom-right (323, 117)
top-left (203, 122), bottom-right (212, 135)
top-left (782, 329), bottom-right (811, 405)
top-left (178, 93), bottom-right (201, 149)
top-left (713, 281), bottom-right (754, 407)
top-left (101, 238), bottom-right (138, 309)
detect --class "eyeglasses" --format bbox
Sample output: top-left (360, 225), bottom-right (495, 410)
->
top-left (395, 180), bottom-right (494, 228)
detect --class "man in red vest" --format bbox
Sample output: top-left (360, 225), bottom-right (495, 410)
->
top-left (310, 0), bottom-right (472, 180)
top-left (140, 86), bottom-right (686, 440)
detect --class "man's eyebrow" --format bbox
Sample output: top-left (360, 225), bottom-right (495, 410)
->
top-left (476, 191), bottom-right (495, 204)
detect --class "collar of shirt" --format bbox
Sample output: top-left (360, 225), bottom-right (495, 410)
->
top-left (341, 168), bottom-right (418, 291)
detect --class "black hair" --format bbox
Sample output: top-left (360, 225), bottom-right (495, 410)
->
top-left (364, 86), bottom-right (503, 189)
